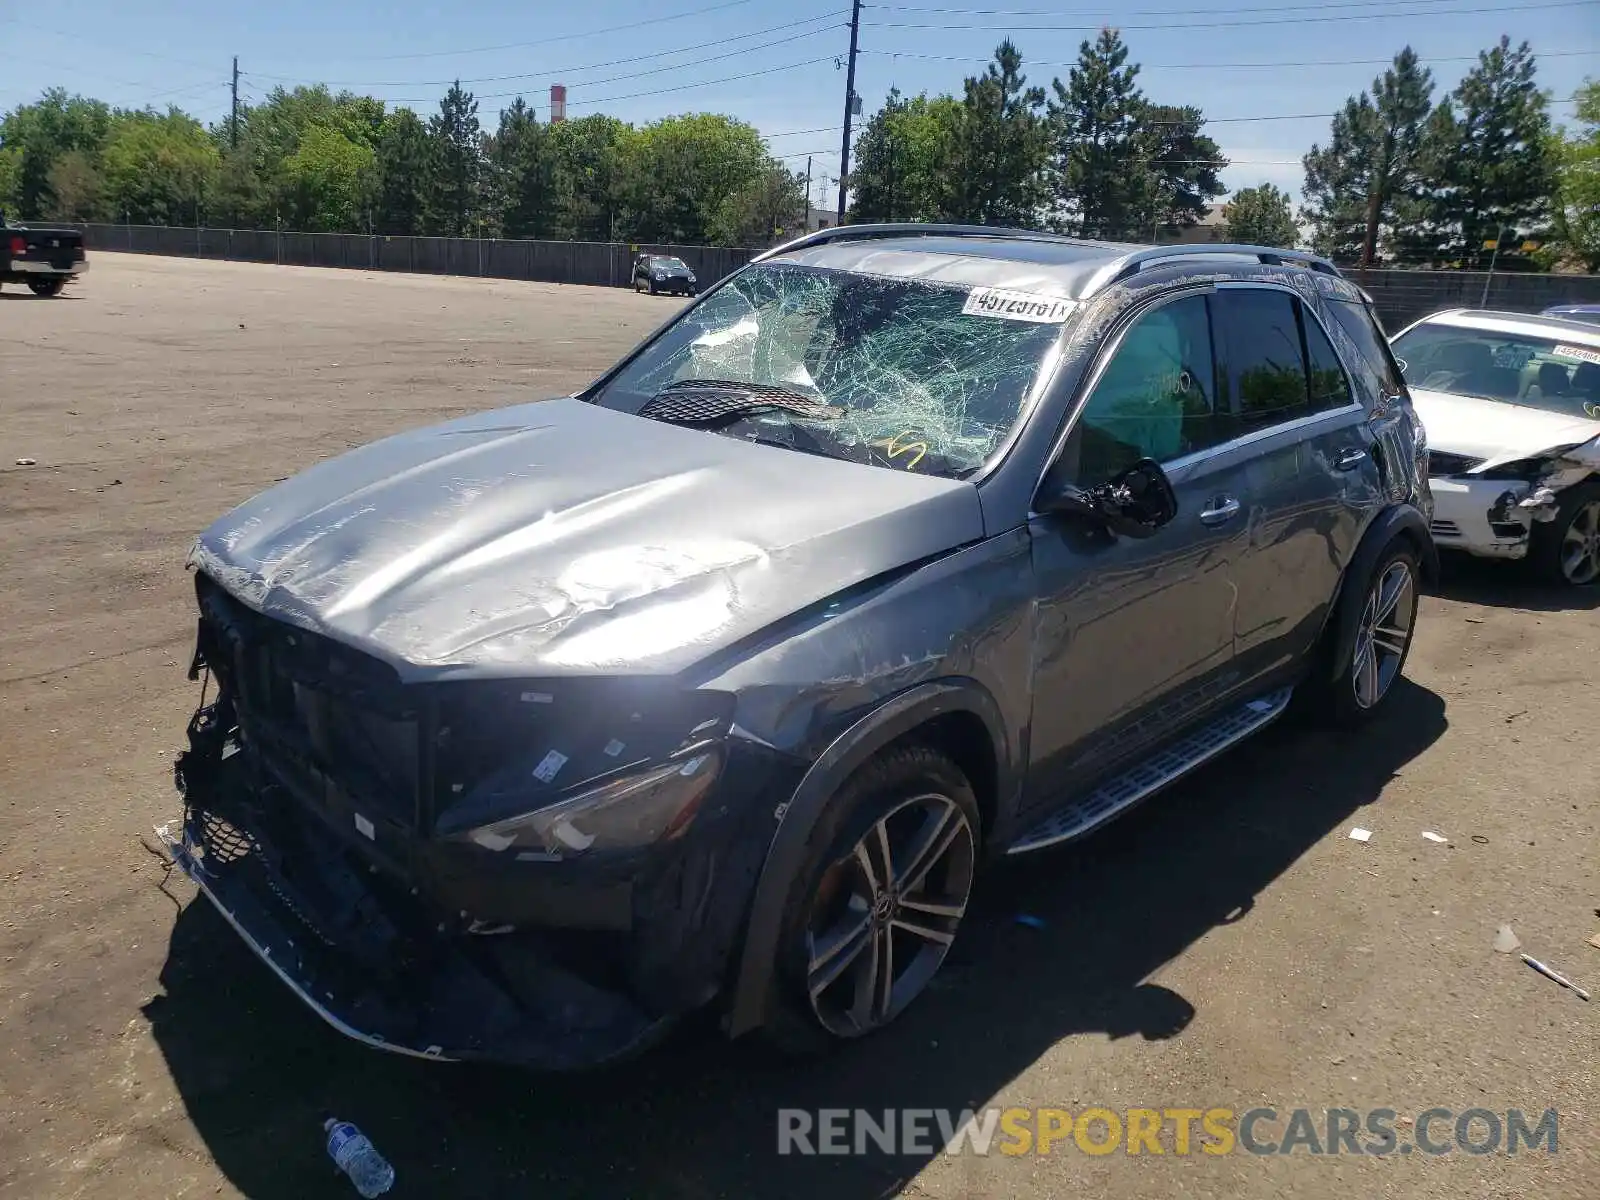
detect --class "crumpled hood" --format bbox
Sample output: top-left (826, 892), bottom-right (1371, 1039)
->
top-left (191, 398), bottom-right (984, 680)
top-left (1409, 387), bottom-right (1600, 470)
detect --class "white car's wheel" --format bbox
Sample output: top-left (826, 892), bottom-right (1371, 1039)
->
top-left (1530, 482), bottom-right (1600, 587)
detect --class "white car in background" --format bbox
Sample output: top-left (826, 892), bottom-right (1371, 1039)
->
top-left (1390, 309), bottom-right (1600, 586)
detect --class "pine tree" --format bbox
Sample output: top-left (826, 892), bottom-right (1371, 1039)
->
top-left (1408, 38), bottom-right (1556, 266)
top-left (373, 108), bottom-right (433, 235)
top-left (488, 98), bottom-right (554, 239)
top-left (950, 41), bottom-right (1048, 226)
top-left (1047, 29), bottom-right (1152, 238)
top-left (1139, 104), bottom-right (1227, 235)
top-left (1301, 47), bottom-right (1434, 265)
top-left (428, 81), bottom-right (483, 236)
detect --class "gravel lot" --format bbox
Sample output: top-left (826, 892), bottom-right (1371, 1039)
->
top-left (1, 253), bottom-right (1595, 1200)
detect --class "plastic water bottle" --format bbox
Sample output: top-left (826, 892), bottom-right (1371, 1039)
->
top-left (324, 1119), bottom-right (395, 1197)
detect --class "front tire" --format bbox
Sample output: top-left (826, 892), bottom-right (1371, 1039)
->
top-left (1528, 481), bottom-right (1600, 587)
top-left (28, 276), bottom-right (66, 297)
top-left (1305, 539), bottom-right (1421, 727)
top-left (763, 745), bottom-right (979, 1056)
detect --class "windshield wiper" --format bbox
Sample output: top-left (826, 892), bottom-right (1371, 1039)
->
top-left (638, 378), bottom-right (844, 425)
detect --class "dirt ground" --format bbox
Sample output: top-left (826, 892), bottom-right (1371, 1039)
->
top-left (1, 253), bottom-right (1596, 1200)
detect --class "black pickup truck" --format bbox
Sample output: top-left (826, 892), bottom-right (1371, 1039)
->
top-left (2, 212), bottom-right (88, 296)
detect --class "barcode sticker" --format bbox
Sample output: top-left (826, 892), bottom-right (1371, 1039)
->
top-left (1553, 343), bottom-right (1600, 366)
top-left (354, 813), bottom-right (375, 840)
top-left (961, 287), bottom-right (1075, 323)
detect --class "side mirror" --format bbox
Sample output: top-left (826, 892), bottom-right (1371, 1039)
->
top-left (1038, 458), bottom-right (1178, 539)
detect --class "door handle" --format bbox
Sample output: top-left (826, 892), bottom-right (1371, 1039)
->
top-left (1198, 496), bottom-right (1241, 526)
top-left (1336, 447), bottom-right (1369, 471)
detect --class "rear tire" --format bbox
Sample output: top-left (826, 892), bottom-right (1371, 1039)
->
top-left (28, 277), bottom-right (66, 297)
top-left (761, 744), bottom-right (979, 1057)
top-left (1301, 539), bottom-right (1421, 728)
top-left (1527, 481), bottom-right (1600, 587)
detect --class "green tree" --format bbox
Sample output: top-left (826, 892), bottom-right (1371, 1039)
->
top-left (1301, 47), bottom-right (1435, 264)
top-left (1222, 183), bottom-right (1298, 247)
top-left (45, 149), bottom-right (105, 220)
top-left (1139, 104), bottom-right (1227, 234)
top-left (849, 89), bottom-right (962, 222)
top-left (373, 108), bottom-right (434, 235)
top-left (620, 113), bottom-right (771, 243)
top-left (1047, 29), bottom-right (1152, 237)
top-left (948, 41), bottom-right (1048, 225)
top-left (487, 98), bottom-right (554, 238)
top-left (428, 82), bottom-right (484, 235)
top-left (1545, 78), bottom-right (1599, 271)
top-left (0, 90), bottom-right (113, 218)
top-left (101, 108), bottom-right (220, 225)
top-left (549, 114), bottom-right (628, 241)
top-left (1408, 38), bottom-right (1555, 267)
top-left (709, 163), bottom-right (807, 245)
top-left (281, 123), bottom-right (376, 231)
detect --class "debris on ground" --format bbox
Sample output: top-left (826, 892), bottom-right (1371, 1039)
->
top-left (1348, 827), bottom-right (1373, 843)
top-left (1587, 932), bottom-right (1600, 952)
top-left (15, 457), bottom-right (37, 466)
top-left (325, 1120), bottom-right (394, 1197)
top-left (1421, 830), bottom-right (1448, 843)
top-left (1493, 925), bottom-right (1522, 954)
top-left (1520, 954), bottom-right (1591, 1001)
top-left (1014, 914), bottom-right (1047, 930)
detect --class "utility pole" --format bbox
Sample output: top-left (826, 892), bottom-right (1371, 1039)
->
top-left (803, 156), bottom-right (813, 231)
top-left (230, 57), bottom-right (240, 150)
top-left (836, 0), bottom-right (862, 225)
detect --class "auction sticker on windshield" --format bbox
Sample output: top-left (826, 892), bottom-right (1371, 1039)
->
top-left (962, 287), bottom-right (1075, 323)
top-left (1553, 344), bottom-right (1600, 366)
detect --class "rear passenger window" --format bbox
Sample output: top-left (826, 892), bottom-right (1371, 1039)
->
top-left (1217, 289), bottom-right (1308, 433)
top-left (1064, 294), bottom-right (1228, 486)
top-left (1327, 297), bottom-right (1406, 400)
top-left (1302, 310), bottom-right (1355, 413)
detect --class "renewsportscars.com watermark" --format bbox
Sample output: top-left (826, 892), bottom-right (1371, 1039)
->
top-left (777, 1107), bottom-right (1560, 1157)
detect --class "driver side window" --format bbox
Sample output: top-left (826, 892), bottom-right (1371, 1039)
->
top-left (1063, 295), bottom-right (1223, 487)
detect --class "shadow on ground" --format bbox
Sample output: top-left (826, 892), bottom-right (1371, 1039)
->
top-left (1431, 550), bottom-right (1600, 612)
top-left (145, 681), bottom-right (1446, 1199)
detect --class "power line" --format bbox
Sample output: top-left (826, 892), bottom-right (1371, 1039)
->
top-left (864, 0), bottom-right (1599, 33)
top-left (318, 0), bottom-right (767, 62)
top-left (244, 12), bottom-right (846, 88)
top-left (867, 0), bottom-right (1490, 16)
top-left (860, 47), bottom-right (1600, 71)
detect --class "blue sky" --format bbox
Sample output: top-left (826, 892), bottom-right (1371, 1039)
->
top-left (4, 0), bottom-right (1597, 210)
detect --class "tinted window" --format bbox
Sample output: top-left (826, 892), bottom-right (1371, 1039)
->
top-left (1065, 294), bottom-right (1225, 486)
top-left (1327, 297), bottom-right (1405, 398)
top-left (1217, 289), bottom-right (1309, 433)
top-left (1303, 308), bottom-right (1355, 413)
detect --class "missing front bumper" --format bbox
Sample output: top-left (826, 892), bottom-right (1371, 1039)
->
top-left (157, 752), bottom-right (673, 1070)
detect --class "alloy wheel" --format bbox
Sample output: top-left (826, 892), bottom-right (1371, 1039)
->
top-left (1558, 499), bottom-right (1600, 586)
top-left (804, 792), bottom-right (976, 1038)
top-left (1351, 559), bottom-right (1417, 709)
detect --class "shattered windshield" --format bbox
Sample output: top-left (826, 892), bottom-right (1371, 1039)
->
top-left (593, 262), bottom-right (1070, 479)
top-left (1393, 324), bottom-right (1600, 419)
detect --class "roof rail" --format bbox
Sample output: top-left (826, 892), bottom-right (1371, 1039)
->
top-left (750, 221), bottom-right (1121, 263)
top-left (1085, 243), bottom-right (1344, 296)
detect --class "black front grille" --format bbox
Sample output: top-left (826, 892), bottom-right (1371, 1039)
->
top-left (1427, 450), bottom-right (1483, 477)
top-left (197, 578), bottom-right (423, 826)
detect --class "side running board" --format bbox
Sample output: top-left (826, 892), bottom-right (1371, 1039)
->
top-left (1007, 687), bottom-right (1293, 855)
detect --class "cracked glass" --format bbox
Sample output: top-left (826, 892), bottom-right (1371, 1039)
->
top-left (594, 262), bottom-right (1069, 479)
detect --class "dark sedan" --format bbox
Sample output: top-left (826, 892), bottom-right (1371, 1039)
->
top-left (633, 254), bottom-right (697, 296)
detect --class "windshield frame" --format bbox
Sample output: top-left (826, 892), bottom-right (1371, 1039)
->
top-left (1392, 319), bottom-right (1600, 418)
top-left (581, 259), bottom-right (1080, 482)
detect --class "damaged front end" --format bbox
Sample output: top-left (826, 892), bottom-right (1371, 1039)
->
top-left (1427, 444), bottom-right (1598, 559)
top-left (159, 575), bottom-right (796, 1069)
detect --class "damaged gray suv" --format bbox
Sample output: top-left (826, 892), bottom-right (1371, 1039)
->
top-left (164, 225), bottom-right (1435, 1068)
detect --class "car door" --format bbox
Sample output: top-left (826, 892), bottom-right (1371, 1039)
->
top-left (1211, 285), bottom-right (1383, 686)
top-left (1027, 290), bottom-right (1251, 807)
